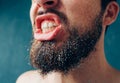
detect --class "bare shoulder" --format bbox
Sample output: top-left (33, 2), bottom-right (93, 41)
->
top-left (16, 70), bottom-right (41, 83)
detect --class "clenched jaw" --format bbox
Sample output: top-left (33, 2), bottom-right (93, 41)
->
top-left (34, 13), bottom-right (65, 41)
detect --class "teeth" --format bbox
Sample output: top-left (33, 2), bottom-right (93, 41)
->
top-left (42, 22), bottom-right (48, 29)
top-left (41, 21), bottom-right (57, 33)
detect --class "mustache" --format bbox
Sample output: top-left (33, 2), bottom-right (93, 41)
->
top-left (37, 9), bottom-right (68, 25)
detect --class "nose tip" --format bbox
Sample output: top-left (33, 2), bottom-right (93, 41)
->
top-left (36, 0), bottom-right (58, 8)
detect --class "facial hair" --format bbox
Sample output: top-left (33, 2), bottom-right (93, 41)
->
top-left (30, 9), bottom-right (103, 75)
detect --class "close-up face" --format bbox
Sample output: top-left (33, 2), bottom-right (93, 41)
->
top-left (29, 0), bottom-right (107, 74)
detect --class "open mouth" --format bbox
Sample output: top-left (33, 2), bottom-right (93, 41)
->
top-left (34, 13), bottom-right (63, 41)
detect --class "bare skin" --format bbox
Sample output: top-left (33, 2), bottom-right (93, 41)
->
top-left (16, 0), bottom-right (120, 83)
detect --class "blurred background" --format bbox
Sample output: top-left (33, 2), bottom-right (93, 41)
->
top-left (0, 0), bottom-right (120, 83)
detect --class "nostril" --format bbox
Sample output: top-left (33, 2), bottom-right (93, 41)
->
top-left (45, 1), bottom-right (54, 5)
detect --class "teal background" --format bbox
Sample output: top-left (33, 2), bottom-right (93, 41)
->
top-left (0, 0), bottom-right (33, 83)
top-left (0, 0), bottom-right (120, 83)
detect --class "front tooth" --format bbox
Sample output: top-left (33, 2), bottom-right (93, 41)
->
top-left (41, 22), bottom-right (48, 29)
top-left (48, 22), bottom-right (54, 28)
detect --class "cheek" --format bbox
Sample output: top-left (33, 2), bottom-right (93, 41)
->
top-left (30, 7), bottom-right (33, 25)
top-left (64, 1), bottom-right (101, 27)
top-left (30, 4), bottom-right (38, 26)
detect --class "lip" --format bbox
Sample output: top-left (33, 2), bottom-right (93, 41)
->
top-left (34, 13), bottom-right (63, 41)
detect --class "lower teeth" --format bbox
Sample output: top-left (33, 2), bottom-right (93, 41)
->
top-left (42, 27), bottom-right (55, 33)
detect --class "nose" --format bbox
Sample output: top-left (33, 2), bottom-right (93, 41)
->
top-left (35, 0), bottom-right (58, 8)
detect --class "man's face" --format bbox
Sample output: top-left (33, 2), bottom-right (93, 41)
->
top-left (30, 0), bottom-right (103, 74)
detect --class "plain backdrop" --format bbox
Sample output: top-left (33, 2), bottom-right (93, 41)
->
top-left (0, 0), bottom-right (120, 83)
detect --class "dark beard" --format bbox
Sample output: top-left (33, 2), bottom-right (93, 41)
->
top-left (30, 9), bottom-right (103, 75)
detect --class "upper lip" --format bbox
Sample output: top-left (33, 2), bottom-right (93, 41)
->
top-left (35, 13), bottom-right (61, 31)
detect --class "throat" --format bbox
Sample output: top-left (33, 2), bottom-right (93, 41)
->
top-left (42, 72), bottom-right (76, 83)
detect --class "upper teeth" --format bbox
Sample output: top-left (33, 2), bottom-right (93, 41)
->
top-left (41, 21), bottom-right (57, 33)
top-left (41, 21), bottom-right (57, 29)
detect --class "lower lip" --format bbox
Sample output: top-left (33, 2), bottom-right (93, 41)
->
top-left (34, 25), bottom-right (63, 41)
